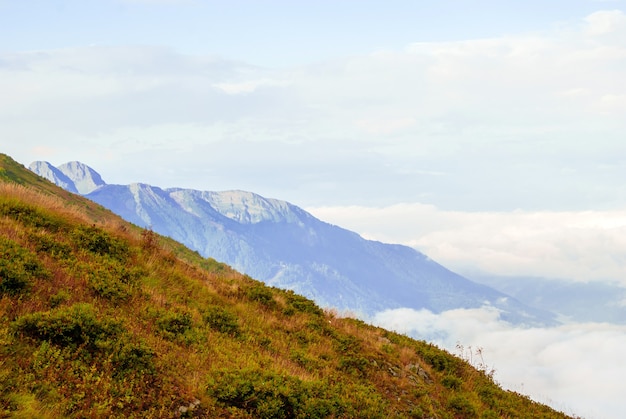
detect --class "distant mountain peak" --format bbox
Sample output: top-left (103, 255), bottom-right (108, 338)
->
top-left (28, 161), bottom-right (78, 193)
top-left (57, 161), bottom-right (106, 194)
top-left (200, 190), bottom-right (300, 224)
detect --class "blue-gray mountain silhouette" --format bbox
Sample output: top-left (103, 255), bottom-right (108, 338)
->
top-left (30, 161), bottom-right (555, 325)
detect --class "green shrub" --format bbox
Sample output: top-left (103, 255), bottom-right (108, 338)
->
top-left (417, 344), bottom-right (457, 373)
top-left (480, 409), bottom-right (500, 419)
top-left (30, 231), bottom-right (73, 259)
top-left (334, 334), bottom-right (361, 353)
top-left (245, 284), bottom-right (276, 308)
top-left (478, 384), bottom-right (497, 408)
top-left (442, 374), bottom-right (463, 390)
top-left (111, 337), bottom-right (156, 377)
top-left (284, 291), bottom-right (323, 316)
top-left (0, 199), bottom-right (67, 232)
top-left (338, 354), bottom-right (370, 377)
top-left (49, 290), bottom-right (71, 308)
top-left (203, 305), bottom-right (240, 336)
top-left (207, 368), bottom-right (386, 419)
top-left (201, 257), bottom-right (227, 273)
top-left (448, 394), bottom-right (477, 418)
top-left (12, 303), bottom-right (123, 350)
top-left (72, 256), bottom-right (141, 302)
top-left (31, 339), bottom-right (66, 375)
top-left (306, 318), bottom-right (335, 338)
top-left (0, 236), bottom-right (49, 294)
top-left (71, 225), bottom-right (129, 261)
top-left (158, 311), bottom-right (192, 335)
top-left (155, 309), bottom-right (199, 344)
top-left (290, 350), bottom-right (319, 372)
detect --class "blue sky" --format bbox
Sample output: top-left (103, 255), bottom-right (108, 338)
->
top-left (1, 0), bottom-right (625, 278)
top-left (2, 0), bottom-right (625, 212)
top-left (2, 2), bottom-right (626, 417)
top-left (1, 0), bottom-right (625, 283)
top-left (2, 1), bottom-right (613, 66)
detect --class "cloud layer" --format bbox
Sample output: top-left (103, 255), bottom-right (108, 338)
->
top-left (373, 306), bottom-right (626, 419)
top-left (1, 10), bottom-right (625, 211)
top-left (308, 204), bottom-right (626, 285)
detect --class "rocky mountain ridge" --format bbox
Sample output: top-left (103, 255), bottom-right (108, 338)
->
top-left (30, 160), bottom-right (555, 325)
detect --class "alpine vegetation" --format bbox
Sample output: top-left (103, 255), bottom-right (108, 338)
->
top-left (0, 152), bottom-right (574, 418)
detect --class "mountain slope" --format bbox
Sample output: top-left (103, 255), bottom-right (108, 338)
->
top-left (56, 160), bottom-right (106, 194)
top-left (30, 160), bottom-right (555, 325)
top-left (472, 273), bottom-right (626, 324)
top-left (28, 161), bottom-right (79, 193)
top-left (0, 153), bottom-right (572, 418)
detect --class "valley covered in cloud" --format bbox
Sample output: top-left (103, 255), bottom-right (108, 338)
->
top-left (309, 202), bottom-right (626, 418)
top-left (373, 305), bottom-right (626, 419)
top-left (310, 203), bottom-right (626, 418)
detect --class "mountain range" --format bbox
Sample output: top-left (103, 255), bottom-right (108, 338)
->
top-left (30, 160), bottom-right (554, 325)
top-left (0, 152), bottom-right (572, 418)
top-left (471, 273), bottom-right (626, 324)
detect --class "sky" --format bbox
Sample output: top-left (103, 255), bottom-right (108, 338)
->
top-left (2, 0), bottom-right (625, 283)
top-left (2, 1), bottom-right (626, 417)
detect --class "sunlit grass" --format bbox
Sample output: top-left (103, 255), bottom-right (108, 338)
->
top-left (0, 153), bottom-right (575, 418)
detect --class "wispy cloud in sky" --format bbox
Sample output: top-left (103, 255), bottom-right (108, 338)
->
top-left (1, 9), bottom-right (625, 211)
top-left (2, 5), bottom-right (625, 289)
top-left (308, 204), bottom-right (626, 285)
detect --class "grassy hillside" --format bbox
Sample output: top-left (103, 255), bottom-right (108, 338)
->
top-left (0, 154), bottom-right (572, 418)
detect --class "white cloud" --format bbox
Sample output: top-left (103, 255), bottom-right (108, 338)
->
top-left (213, 78), bottom-right (291, 95)
top-left (1, 9), bottom-right (625, 211)
top-left (308, 205), bottom-right (626, 285)
top-left (373, 307), bottom-right (626, 419)
top-left (584, 9), bottom-right (626, 35)
top-left (116, 0), bottom-right (195, 4)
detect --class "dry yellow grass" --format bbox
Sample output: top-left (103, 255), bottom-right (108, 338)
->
top-left (0, 153), bottom-right (577, 418)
